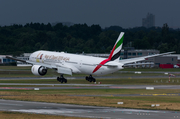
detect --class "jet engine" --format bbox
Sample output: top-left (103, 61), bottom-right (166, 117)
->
top-left (31, 65), bottom-right (47, 76)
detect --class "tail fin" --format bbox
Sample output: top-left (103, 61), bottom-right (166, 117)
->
top-left (108, 32), bottom-right (124, 62)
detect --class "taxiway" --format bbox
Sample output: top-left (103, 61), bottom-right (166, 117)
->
top-left (0, 99), bottom-right (179, 119)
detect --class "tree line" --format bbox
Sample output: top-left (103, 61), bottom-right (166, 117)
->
top-left (0, 22), bottom-right (180, 56)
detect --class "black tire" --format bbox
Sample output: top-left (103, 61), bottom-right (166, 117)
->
top-left (64, 79), bottom-right (67, 83)
top-left (60, 78), bottom-right (63, 83)
top-left (57, 77), bottom-right (60, 82)
top-left (86, 76), bottom-right (88, 81)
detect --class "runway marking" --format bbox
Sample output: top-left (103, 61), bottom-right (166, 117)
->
top-left (141, 93), bottom-right (179, 96)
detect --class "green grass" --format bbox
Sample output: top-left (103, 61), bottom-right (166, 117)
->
top-left (122, 67), bottom-right (180, 72)
top-left (1, 89), bottom-right (180, 111)
top-left (0, 111), bottom-right (87, 119)
top-left (104, 96), bottom-right (180, 103)
top-left (1, 66), bottom-right (180, 111)
top-left (1, 89), bottom-right (180, 95)
top-left (0, 66), bottom-right (31, 70)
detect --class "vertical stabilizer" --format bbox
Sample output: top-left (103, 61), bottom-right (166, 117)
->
top-left (108, 32), bottom-right (124, 62)
top-left (92, 32), bottom-right (124, 73)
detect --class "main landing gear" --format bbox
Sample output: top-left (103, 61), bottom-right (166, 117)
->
top-left (57, 75), bottom-right (67, 83)
top-left (85, 75), bottom-right (96, 83)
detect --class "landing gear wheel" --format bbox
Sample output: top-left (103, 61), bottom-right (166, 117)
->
top-left (57, 75), bottom-right (67, 83)
top-left (57, 77), bottom-right (60, 81)
top-left (85, 75), bottom-right (96, 83)
top-left (92, 78), bottom-right (96, 82)
top-left (86, 76), bottom-right (88, 81)
top-left (64, 79), bottom-right (67, 83)
top-left (60, 79), bottom-right (63, 83)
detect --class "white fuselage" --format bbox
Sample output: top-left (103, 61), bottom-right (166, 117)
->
top-left (29, 50), bottom-right (123, 75)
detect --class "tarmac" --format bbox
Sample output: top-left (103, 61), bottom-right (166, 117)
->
top-left (0, 73), bottom-right (180, 118)
top-left (1, 83), bottom-right (180, 89)
top-left (0, 99), bottom-right (179, 119)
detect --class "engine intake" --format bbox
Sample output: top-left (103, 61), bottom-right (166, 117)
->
top-left (31, 65), bottom-right (47, 76)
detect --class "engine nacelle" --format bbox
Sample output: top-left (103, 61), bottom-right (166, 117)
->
top-left (31, 65), bottom-right (47, 76)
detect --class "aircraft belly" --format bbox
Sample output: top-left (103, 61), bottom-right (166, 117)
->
top-left (93, 67), bottom-right (119, 75)
top-left (79, 65), bottom-right (119, 75)
top-left (79, 65), bottom-right (94, 74)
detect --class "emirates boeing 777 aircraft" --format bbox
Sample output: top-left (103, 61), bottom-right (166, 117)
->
top-left (6, 32), bottom-right (173, 83)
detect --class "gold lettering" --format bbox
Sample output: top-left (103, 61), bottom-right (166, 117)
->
top-left (44, 54), bottom-right (70, 61)
top-left (66, 57), bottom-right (70, 61)
top-left (45, 55), bottom-right (49, 59)
top-left (49, 55), bottom-right (53, 59)
top-left (37, 52), bottom-right (41, 58)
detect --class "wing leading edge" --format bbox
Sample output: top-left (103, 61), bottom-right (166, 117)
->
top-left (120, 51), bottom-right (175, 66)
top-left (6, 56), bottom-right (73, 75)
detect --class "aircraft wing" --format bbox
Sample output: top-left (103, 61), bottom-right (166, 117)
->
top-left (26, 60), bottom-right (54, 68)
top-left (26, 61), bottom-right (72, 75)
top-left (6, 56), bottom-right (27, 63)
top-left (6, 56), bottom-right (73, 75)
top-left (120, 51), bottom-right (175, 65)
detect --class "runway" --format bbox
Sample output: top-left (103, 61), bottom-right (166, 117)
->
top-left (0, 99), bottom-right (179, 119)
top-left (0, 72), bottom-right (179, 80)
top-left (0, 74), bottom-right (180, 118)
top-left (1, 84), bottom-right (180, 97)
top-left (1, 84), bottom-right (180, 89)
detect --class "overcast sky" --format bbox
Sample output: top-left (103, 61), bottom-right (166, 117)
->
top-left (0, 0), bottom-right (180, 28)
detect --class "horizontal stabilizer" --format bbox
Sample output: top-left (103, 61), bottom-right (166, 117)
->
top-left (100, 61), bottom-right (119, 67)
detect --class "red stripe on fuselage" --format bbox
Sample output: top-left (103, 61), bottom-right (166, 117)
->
top-left (92, 44), bottom-right (117, 73)
top-left (92, 59), bottom-right (110, 73)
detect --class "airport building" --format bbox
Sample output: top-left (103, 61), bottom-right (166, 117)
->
top-left (0, 55), bottom-right (15, 64)
top-left (16, 53), bottom-right (32, 66)
top-left (86, 49), bottom-right (160, 59)
top-left (136, 55), bottom-right (178, 68)
top-left (121, 49), bottom-right (159, 59)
